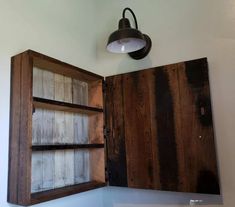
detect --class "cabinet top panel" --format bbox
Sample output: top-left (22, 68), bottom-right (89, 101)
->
top-left (15, 50), bottom-right (104, 83)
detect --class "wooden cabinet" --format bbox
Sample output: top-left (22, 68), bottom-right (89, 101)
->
top-left (8, 50), bottom-right (220, 206)
top-left (8, 50), bottom-right (105, 205)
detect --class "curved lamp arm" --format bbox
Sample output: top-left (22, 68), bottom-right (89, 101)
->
top-left (122, 7), bottom-right (138, 29)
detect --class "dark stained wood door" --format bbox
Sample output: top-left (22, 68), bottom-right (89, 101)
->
top-left (105, 58), bottom-right (220, 194)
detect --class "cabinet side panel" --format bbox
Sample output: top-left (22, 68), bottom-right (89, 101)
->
top-left (8, 55), bottom-right (22, 204)
top-left (18, 52), bottom-right (33, 205)
top-left (177, 58), bottom-right (220, 194)
top-left (105, 76), bottom-right (128, 186)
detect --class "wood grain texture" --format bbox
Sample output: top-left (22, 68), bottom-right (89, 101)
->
top-left (31, 181), bottom-right (106, 205)
top-left (122, 71), bottom-right (155, 189)
top-left (8, 51), bottom-right (33, 205)
top-left (72, 79), bottom-right (90, 184)
top-left (63, 76), bottom-right (75, 186)
top-left (42, 70), bottom-right (55, 191)
top-left (29, 50), bottom-right (103, 83)
top-left (178, 59), bottom-right (220, 194)
top-left (154, 66), bottom-right (179, 191)
top-left (17, 52), bottom-right (33, 205)
top-left (105, 76), bottom-right (128, 186)
top-left (32, 68), bottom-right (43, 193)
top-left (8, 54), bottom-right (22, 203)
top-left (9, 50), bottom-right (105, 205)
top-left (106, 58), bottom-right (220, 194)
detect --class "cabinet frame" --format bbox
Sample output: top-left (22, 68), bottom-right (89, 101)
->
top-left (8, 50), bottom-right (106, 206)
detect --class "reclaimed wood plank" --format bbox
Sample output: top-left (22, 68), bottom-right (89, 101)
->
top-left (31, 152), bottom-right (43, 193)
top-left (177, 58), bottom-right (220, 194)
top-left (54, 74), bottom-right (66, 188)
top-left (153, 66), bottom-right (180, 191)
top-left (72, 79), bottom-right (90, 183)
top-left (31, 181), bottom-right (106, 205)
top-left (64, 76), bottom-right (75, 186)
top-left (30, 50), bottom-right (103, 83)
top-left (17, 52), bottom-right (33, 205)
top-left (105, 75), bottom-right (128, 186)
top-left (32, 68), bottom-right (43, 193)
top-left (8, 54), bottom-right (22, 203)
top-left (41, 70), bottom-right (55, 191)
top-left (122, 71), bottom-right (154, 189)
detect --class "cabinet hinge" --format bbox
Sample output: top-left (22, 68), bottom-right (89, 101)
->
top-left (32, 105), bottom-right (35, 114)
top-left (103, 126), bottom-right (110, 139)
top-left (105, 167), bottom-right (109, 182)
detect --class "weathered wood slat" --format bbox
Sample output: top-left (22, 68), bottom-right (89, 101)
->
top-left (41, 70), bottom-right (55, 191)
top-left (18, 52), bottom-right (33, 205)
top-left (177, 59), bottom-right (220, 194)
top-left (54, 74), bottom-right (66, 188)
top-left (30, 50), bottom-right (103, 83)
top-left (31, 181), bottom-right (106, 205)
top-left (122, 71), bottom-right (155, 189)
top-left (63, 76), bottom-right (75, 186)
top-left (105, 75), bottom-right (128, 186)
top-left (32, 68), bottom-right (43, 193)
top-left (73, 79), bottom-right (90, 184)
top-left (8, 54), bottom-right (22, 203)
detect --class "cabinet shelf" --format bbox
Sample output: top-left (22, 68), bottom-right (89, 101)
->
top-left (31, 181), bottom-right (106, 205)
top-left (32, 144), bottom-right (105, 151)
top-left (33, 97), bottom-right (103, 115)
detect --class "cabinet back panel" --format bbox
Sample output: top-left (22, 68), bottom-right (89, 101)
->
top-left (32, 108), bottom-right (90, 144)
top-left (31, 149), bottom-right (90, 193)
top-left (33, 67), bottom-right (103, 108)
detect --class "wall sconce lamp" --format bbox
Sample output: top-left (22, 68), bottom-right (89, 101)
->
top-left (107, 8), bottom-right (152, 60)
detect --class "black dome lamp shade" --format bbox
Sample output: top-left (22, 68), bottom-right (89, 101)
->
top-left (107, 8), bottom-right (152, 60)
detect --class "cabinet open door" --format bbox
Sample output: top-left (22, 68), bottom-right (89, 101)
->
top-left (8, 51), bottom-right (220, 206)
top-left (105, 58), bottom-right (220, 194)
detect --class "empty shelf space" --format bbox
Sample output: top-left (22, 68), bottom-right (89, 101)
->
top-left (31, 181), bottom-right (106, 204)
top-left (32, 144), bottom-right (105, 151)
top-left (33, 97), bottom-right (103, 115)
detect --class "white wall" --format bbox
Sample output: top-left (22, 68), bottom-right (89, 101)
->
top-left (95, 0), bottom-right (235, 206)
top-left (0, 1), bottom-right (104, 207)
top-left (1, 1), bottom-right (235, 207)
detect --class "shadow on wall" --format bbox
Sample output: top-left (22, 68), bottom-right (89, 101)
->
top-left (103, 186), bottom-right (223, 206)
top-left (116, 55), bottom-right (153, 75)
